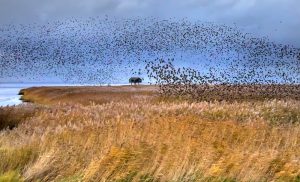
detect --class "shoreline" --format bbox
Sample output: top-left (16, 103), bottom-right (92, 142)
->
top-left (0, 84), bottom-right (149, 107)
top-left (1, 83), bottom-right (299, 107)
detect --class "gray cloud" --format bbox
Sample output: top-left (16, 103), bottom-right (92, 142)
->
top-left (0, 0), bottom-right (299, 46)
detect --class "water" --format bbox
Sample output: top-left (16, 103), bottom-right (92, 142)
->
top-left (0, 83), bottom-right (77, 107)
top-left (0, 83), bottom-right (130, 107)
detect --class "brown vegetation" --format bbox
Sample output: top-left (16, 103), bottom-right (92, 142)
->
top-left (19, 86), bottom-right (157, 105)
top-left (0, 104), bottom-right (39, 130)
top-left (0, 86), bottom-right (300, 181)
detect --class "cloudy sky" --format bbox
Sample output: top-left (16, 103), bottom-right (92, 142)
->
top-left (0, 0), bottom-right (299, 46)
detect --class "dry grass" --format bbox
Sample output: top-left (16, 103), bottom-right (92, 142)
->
top-left (158, 84), bottom-right (300, 102)
top-left (0, 104), bottom-right (39, 130)
top-left (19, 85), bottom-right (157, 105)
top-left (0, 86), bottom-right (300, 182)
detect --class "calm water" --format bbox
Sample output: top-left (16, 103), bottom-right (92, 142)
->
top-left (0, 86), bottom-right (23, 107)
top-left (0, 83), bottom-right (67, 107)
top-left (0, 83), bottom-right (129, 107)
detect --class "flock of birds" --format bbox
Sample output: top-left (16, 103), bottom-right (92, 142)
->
top-left (0, 17), bottom-right (299, 98)
top-left (145, 58), bottom-right (300, 100)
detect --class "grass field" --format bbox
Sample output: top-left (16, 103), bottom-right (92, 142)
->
top-left (0, 85), bottom-right (300, 181)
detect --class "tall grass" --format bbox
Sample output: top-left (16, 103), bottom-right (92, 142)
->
top-left (0, 105), bottom-right (38, 130)
top-left (0, 86), bottom-right (300, 181)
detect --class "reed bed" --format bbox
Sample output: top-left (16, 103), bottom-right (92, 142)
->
top-left (0, 86), bottom-right (300, 181)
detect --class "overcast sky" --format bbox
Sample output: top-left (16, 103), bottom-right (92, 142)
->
top-left (0, 0), bottom-right (299, 46)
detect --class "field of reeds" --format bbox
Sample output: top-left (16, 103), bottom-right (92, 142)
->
top-left (0, 85), bottom-right (300, 182)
